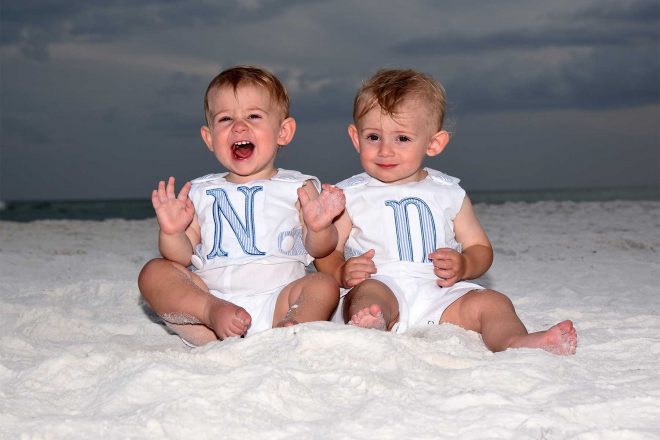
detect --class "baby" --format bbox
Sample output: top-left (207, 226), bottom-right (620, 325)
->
top-left (315, 68), bottom-right (577, 355)
top-left (139, 65), bottom-right (343, 345)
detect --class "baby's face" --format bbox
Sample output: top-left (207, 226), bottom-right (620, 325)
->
top-left (350, 99), bottom-right (441, 185)
top-left (201, 84), bottom-right (293, 183)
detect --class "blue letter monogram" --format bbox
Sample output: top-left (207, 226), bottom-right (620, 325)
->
top-left (385, 197), bottom-right (436, 263)
top-left (205, 186), bottom-right (265, 258)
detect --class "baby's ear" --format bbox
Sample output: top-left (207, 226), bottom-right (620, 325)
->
top-left (277, 117), bottom-right (297, 146)
top-left (200, 125), bottom-right (214, 152)
top-left (427, 130), bottom-right (450, 157)
top-left (348, 124), bottom-right (361, 153)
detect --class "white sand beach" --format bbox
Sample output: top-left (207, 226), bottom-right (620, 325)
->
top-left (1, 200), bottom-right (659, 439)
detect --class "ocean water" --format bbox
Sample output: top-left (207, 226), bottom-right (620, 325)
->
top-left (0, 187), bottom-right (657, 222)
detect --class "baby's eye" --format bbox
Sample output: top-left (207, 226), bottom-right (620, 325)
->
top-left (247, 114), bottom-right (262, 120)
top-left (366, 134), bottom-right (380, 141)
top-left (397, 135), bottom-right (411, 142)
top-left (218, 116), bottom-right (231, 123)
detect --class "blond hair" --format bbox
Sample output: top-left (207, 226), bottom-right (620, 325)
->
top-left (204, 65), bottom-right (290, 124)
top-left (353, 69), bottom-right (447, 131)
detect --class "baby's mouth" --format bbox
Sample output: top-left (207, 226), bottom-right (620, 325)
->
top-left (232, 141), bottom-right (255, 160)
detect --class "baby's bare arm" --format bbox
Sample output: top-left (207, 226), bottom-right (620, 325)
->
top-left (298, 182), bottom-right (345, 258)
top-left (313, 250), bottom-right (346, 285)
top-left (158, 226), bottom-right (198, 266)
top-left (152, 177), bottom-right (199, 266)
top-left (313, 208), bottom-right (353, 285)
top-left (429, 196), bottom-right (493, 286)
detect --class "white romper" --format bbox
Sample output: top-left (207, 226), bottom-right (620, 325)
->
top-left (334, 168), bottom-right (483, 333)
top-left (188, 169), bottom-right (320, 336)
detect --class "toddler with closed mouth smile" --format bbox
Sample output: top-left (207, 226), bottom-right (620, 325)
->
top-left (315, 68), bottom-right (577, 355)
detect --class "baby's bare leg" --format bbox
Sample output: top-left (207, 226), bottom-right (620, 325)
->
top-left (138, 258), bottom-right (251, 342)
top-left (441, 289), bottom-right (577, 355)
top-left (342, 279), bottom-right (399, 331)
top-left (273, 272), bottom-right (339, 327)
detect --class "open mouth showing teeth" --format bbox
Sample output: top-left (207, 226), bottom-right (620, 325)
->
top-left (232, 141), bottom-right (255, 160)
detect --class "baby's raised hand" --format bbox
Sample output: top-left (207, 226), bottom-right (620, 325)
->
top-left (428, 248), bottom-right (466, 288)
top-left (298, 184), bottom-right (345, 232)
top-left (152, 177), bottom-right (195, 235)
top-left (342, 249), bottom-right (376, 288)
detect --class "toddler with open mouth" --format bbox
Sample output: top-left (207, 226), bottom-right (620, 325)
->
top-left (138, 65), bottom-right (344, 346)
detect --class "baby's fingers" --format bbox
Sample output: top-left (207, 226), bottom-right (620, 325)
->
top-left (345, 274), bottom-right (370, 288)
top-left (165, 176), bottom-right (177, 199)
top-left (177, 181), bottom-right (192, 201)
top-left (436, 275), bottom-right (458, 288)
top-left (432, 258), bottom-right (454, 271)
top-left (156, 180), bottom-right (169, 204)
top-left (360, 249), bottom-right (376, 261)
top-left (346, 256), bottom-right (376, 274)
top-left (297, 186), bottom-right (311, 206)
top-left (433, 266), bottom-right (455, 280)
top-left (151, 189), bottom-right (161, 209)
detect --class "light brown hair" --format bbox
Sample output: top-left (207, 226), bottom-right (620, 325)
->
top-left (353, 69), bottom-right (447, 131)
top-left (204, 65), bottom-right (290, 124)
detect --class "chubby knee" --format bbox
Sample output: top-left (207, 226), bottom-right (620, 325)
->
top-left (344, 279), bottom-right (394, 306)
top-left (137, 258), bottom-right (189, 294)
top-left (346, 279), bottom-right (392, 304)
top-left (138, 258), bottom-right (161, 288)
top-left (443, 289), bottom-right (515, 329)
top-left (306, 272), bottom-right (340, 299)
top-left (138, 258), bottom-right (168, 288)
top-left (348, 278), bottom-right (388, 296)
top-left (139, 258), bottom-right (187, 278)
top-left (480, 289), bottom-right (515, 310)
top-left (307, 271), bottom-right (338, 286)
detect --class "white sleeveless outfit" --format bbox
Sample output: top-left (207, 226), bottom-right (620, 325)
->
top-left (334, 168), bottom-right (483, 333)
top-left (188, 168), bottom-right (320, 336)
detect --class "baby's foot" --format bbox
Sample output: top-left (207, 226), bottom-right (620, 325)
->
top-left (513, 320), bottom-right (577, 355)
top-left (348, 304), bottom-right (387, 330)
top-left (206, 297), bottom-right (251, 339)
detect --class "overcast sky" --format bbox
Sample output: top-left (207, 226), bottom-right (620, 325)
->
top-left (1, 0), bottom-right (658, 202)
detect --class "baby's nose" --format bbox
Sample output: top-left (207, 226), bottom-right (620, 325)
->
top-left (378, 143), bottom-right (395, 155)
top-left (232, 120), bottom-right (248, 132)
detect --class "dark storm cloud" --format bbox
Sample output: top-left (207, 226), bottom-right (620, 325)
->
top-left (394, 26), bottom-right (656, 54)
top-left (1, 0), bottom-right (315, 60)
top-left (147, 110), bottom-right (202, 137)
top-left (1, 115), bottom-right (52, 145)
top-left (393, 0), bottom-right (659, 112)
top-left (146, 74), bottom-right (355, 135)
top-left (145, 70), bottom-right (356, 138)
top-left (147, 72), bottom-right (208, 136)
top-left (569, 0), bottom-right (660, 22)
top-left (394, 0), bottom-right (658, 55)
top-left (291, 82), bottom-right (356, 124)
top-left (445, 46), bottom-right (659, 113)
top-left (1, 0), bottom-right (658, 202)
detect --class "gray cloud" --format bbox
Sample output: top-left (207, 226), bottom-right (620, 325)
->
top-left (1, 0), bottom-right (315, 60)
top-left (1, 115), bottom-right (52, 145)
top-left (569, 0), bottom-right (660, 22)
top-left (443, 46), bottom-right (659, 113)
top-left (394, 26), bottom-right (656, 55)
top-left (394, 0), bottom-right (658, 55)
top-left (391, 0), bottom-right (659, 113)
top-left (292, 82), bottom-right (356, 123)
top-left (1, 0), bottom-right (658, 201)
top-left (150, 72), bottom-right (209, 132)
